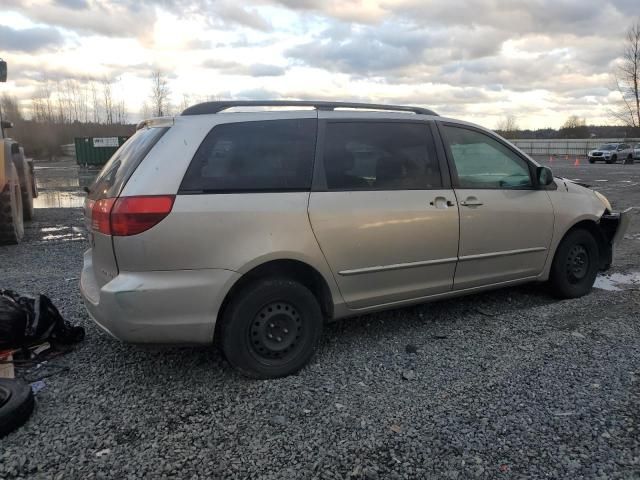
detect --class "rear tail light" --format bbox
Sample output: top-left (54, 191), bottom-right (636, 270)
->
top-left (92, 198), bottom-right (116, 234)
top-left (88, 195), bottom-right (175, 236)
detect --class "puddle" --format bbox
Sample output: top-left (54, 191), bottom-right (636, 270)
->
top-left (37, 225), bottom-right (85, 242)
top-left (34, 191), bottom-right (86, 209)
top-left (32, 162), bottom-right (96, 209)
top-left (594, 272), bottom-right (640, 291)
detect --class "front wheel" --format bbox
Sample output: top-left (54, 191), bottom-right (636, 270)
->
top-left (588, 159), bottom-right (595, 164)
top-left (220, 278), bottom-right (324, 378)
top-left (549, 229), bottom-right (599, 299)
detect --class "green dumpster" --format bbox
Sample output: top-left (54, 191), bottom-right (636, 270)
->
top-left (74, 136), bottom-right (129, 167)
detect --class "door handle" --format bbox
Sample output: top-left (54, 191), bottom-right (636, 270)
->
top-left (460, 197), bottom-right (483, 207)
top-left (429, 196), bottom-right (455, 209)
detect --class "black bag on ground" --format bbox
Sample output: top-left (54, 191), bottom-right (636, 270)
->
top-left (0, 290), bottom-right (84, 349)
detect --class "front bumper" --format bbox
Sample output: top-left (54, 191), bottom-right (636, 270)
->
top-left (610, 208), bottom-right (632, 245)
top-left (598, 208), bottom-right (633, 269)
top-left (80, 250), bottom-right (240, 344)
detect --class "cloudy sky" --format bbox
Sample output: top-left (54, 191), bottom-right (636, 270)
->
top-left (0, 0), bottom-right (638, 128)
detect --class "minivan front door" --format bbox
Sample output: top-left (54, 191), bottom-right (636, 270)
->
top-left (308, 119), bottom-right (459, 309)
top-left (439, 124), bottom-right (554, 290)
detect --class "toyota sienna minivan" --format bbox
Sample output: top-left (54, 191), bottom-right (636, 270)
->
top-left (81, 101), bottom-right (630, 378)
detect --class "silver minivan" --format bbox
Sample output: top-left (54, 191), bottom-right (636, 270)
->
top-left (80, 101), bottom-right (630, 378)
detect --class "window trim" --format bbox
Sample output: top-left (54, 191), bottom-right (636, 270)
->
top-left (436, 121), bottom-right (544, 191)
top-left (311, 119), bottom-right (450, 192)
top-left (178, 118), bottom-right (318, 195)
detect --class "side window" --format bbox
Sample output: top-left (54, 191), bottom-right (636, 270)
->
top-left (180, 119), bottom-right (316, 192)
top-left (322, 122), bottom-right (441, 190)
top-left (443, 125), bottom-right (532, 189)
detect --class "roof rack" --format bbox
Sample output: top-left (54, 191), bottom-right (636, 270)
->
top-left (181, 100), bottom-right (438, 116)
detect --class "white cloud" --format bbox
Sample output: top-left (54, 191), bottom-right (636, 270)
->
top-left (0, 0), bottom-right (637, 128)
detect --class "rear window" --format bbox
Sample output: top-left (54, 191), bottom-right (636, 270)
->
top-left (179, 119), bottom-right (317, 193)
top-left (88, 127), bottom-right (168, 200)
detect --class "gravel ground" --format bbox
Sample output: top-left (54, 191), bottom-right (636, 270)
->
top-left (0, 159), bottom-right (639, 479)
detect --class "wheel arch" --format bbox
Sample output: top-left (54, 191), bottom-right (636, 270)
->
top-left (215, 258), bottom-right (336, 342)
top-left (551, 219), bottom-right (610, 271)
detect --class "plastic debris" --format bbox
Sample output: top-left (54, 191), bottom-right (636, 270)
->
top-left (30, 380), bottom-right (46, 395)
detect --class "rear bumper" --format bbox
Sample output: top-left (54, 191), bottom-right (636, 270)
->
top-left (80, 250), bottom-right (240, 344)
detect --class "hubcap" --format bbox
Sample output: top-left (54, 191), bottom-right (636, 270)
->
top-left (566, 244), bottom-right (589, 283)
top-left (249, 301), bottom-right (302, 361)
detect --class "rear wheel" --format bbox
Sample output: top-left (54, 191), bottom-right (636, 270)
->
top-left (221, 278), bottom-right (323, 378)
top-left (0, 165), bottom-right (25, 245)
top-left (549, 229), bottom-right (599, 299)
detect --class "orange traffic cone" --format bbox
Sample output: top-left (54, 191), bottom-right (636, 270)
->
top-left (574, 157), bottom-right (580, 166)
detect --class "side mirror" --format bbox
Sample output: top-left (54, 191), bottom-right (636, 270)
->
top-left (1, 121), bottom-right (13, 129)
top-left (0, 60), bottom-right (6, 82)
top-left (536, 166), bottom-right (553, 187)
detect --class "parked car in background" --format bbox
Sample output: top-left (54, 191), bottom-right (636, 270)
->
top-left (633, 143), bottom-right (640, 160)
top-left (80, 101), bottom-right (630, 378)
top-left (588, 143), bottom-right (634, 164)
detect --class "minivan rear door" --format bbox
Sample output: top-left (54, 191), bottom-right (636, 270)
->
top-left (308, 114), bottom-right (459, 309)
top-left (84, 126), bottom-right (169, 288)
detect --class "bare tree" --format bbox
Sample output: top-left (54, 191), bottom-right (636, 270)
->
top-left (560, 115), bottom-right (589, 138)
top-left (496, 115), bottom-right (519, 138)
top-left (150, 71), bottom-right (170, 117)
top-left (103, 78), bottom-right (114, 125)
top-left (140, 101), bottom-right (151, 119)
top-left (1, 94), bottom-right (23, 121)
top-left (179, 93), bottom-right (191, 113)
top-left (562, 115), bottom-right (586, 129)
top-left (90, 81), bottom-right (101, 123)
top-left (612, 20), bottom-right (640, 127)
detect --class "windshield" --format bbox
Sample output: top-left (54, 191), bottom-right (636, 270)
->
top-left (598, 144), bottom-right (616, 151)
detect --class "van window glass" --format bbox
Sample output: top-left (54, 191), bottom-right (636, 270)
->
top-left (322, 122), bottom-right (441, 190)
top-left (180, 119), bottom-right (316, 192)
top-left (443, 126), bottom-right (532, 189)
top-left (89, 127), bottom-right (168, 200)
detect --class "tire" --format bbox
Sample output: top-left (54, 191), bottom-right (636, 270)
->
top-left (588, 159), bottom-right (595, 164)
top-left (0, 164), bottom-right (25, 245)
top-left (221, 278), bottom-right (324, 379)
top-left (0, 379), bottom-right (35, 438)
top-left (625, 154), bottom-right (634, 165)
top-left (20, 164), bottom-right (34, 221)
top-left (549, 229), bottom-right (599, 299)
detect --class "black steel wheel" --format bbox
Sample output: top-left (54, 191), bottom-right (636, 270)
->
top-left (565, 244), bottom-right (589, 283)
top-left (550, 229), bottom-right (599, 298)
top-left (221, 278), bottom-right (323, 378)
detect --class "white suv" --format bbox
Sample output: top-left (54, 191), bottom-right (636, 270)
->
top-left (588, 143), bottom-right (634, 164)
